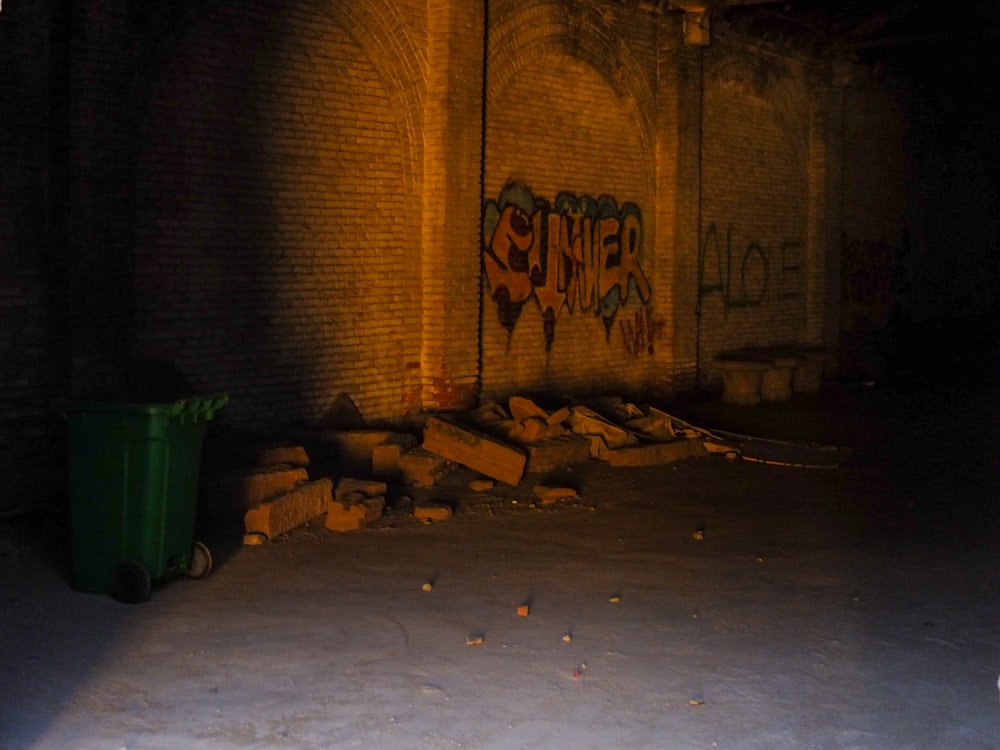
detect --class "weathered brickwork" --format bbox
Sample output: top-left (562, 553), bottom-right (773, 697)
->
top-left (0, 0), bottom-right (941, 512)
top-left (133, 0), bottom-right (429, 429)
top-left (482, 0), bottom-right (660, 403)
top-left (697, 40), bottom-right (814, 390)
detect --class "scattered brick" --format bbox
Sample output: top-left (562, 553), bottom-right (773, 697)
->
top-left (397, 447), bottom-right (451, 487)
top-left (413, 504), bottom-right (452, 521)
top-left (204, 465), bottom-right (310, 514)
top-left (507, 396), bottom-right (549, 422)
top-left (601, 438), bottom-right (704, 467)
top-left (243, 478), bottom-right (332, 539)
top-left (533, 485), bottom-right (580, 505)
top-left (325, 492), bottom-right (385, 532)
top-left (335, 477), bottom-right (387, 502)
top-left (253, 444), bottom-right (310, 468)
top-left (422, 417), bottom-right (526, 486)
top-left (372, 434), bottom-right (419, 480)
top-left (524, 435), bottom-right (592, 473)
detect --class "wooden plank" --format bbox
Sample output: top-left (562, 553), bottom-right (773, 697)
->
top-left (422, 417), bottom-right (526, 485)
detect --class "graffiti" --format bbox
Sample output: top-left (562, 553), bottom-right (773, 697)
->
top-left (840, 231), bottom-right (910, 315)
top-left (482, 183), bottom-right (651, 351)
top-left (619, 306), bottom-right (664, 357)
top-left (697, 223), bottom-right (801, 314)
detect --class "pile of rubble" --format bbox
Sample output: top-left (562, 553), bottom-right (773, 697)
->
top-left (204, 395), bottom-right (733, 544)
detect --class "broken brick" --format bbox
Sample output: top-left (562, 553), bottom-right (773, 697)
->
top-left (422, 417), bottom-right (526, 486)
top-left (372, 434), bottom-right (419, 480)
top-left (253, 444), bottom-right (310, 468)
top-left (335, 477), bottom-right (387, 502)
top-left (243, 478), bottom-right (332, 539)
top-left (413, 504), bottom-right (452, 521)
top-left (397, 447), bottom-right (451, 487)
top-left (325, 492), bottom-right (385, 532)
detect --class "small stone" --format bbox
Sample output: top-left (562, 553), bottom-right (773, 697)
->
top-left (422, 582), bottom-right (433, 592)
top-left (562, 634), bottom-right (572, 643)
top-left (533, 485), bottom-right (580, 505)
top-left (414, 504), bottom-right (452, 521)
top-left (689, 699), bottom-right (704, 707)
top-left (469, 479), bottom-right (495, 492)
top-left (466, 635), bottom-right (484, 646)
top-left (693, 529), bottom-right (704, 541)
top-left (609, 595), bottom-right (621, 603)
top-left (243, 533), bottom-right (267, 545)
top-left (516, 605), bottom-right (529, 617)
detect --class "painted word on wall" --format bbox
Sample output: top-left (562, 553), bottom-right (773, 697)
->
top-left (698, 223), bottom-right (801, 315)
top-left (482, 183), bottom-right (651, 351)
top-left (620, 306), bottom-right (665, 357)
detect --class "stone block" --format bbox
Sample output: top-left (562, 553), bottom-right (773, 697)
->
top-left (253, 443), bottom-right (310, 468)
top-left (325, 492), bottom-right (385, 531)
top-left (524, 435), bottom-right (593, 473)
top-left (413, 504), bottom-right (452, 521)
top-left (422, 417), bottom-right (526, 486)
top-left (507, 396), bottom-right (549, 422)
top-left (298, 428), bottom-right (399, 474)
top-left (243, 478), bottom-right (332, 539)
top-left (205, 465), bottom-right (310, 514)
top-left (397, 447), bottom-right (451, 487)
top-left (533, 485), bottom-right (580, 505)
top-left (335, 477), bottom-right (388, 502)
top-left (372, 434), bottom-right (419, 480)
top-left (600, 438), bottom-right (703, 467)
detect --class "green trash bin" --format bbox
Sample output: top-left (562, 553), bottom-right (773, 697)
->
top-left (59, 394), bottom-right (228, 602)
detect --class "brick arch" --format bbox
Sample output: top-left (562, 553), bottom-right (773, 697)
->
top-left (486, 2), bottom-right (656, 185)
top-left (133, 0), bottom-right (426, 191)
top-left (321, 0), bottom-right (426, 191)
top-left (702, 47), bottom-right (809, 171)
top-left (130, 0), bottom-right (428, 426)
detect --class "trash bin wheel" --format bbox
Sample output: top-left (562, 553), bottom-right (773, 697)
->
top-left (186, 540), bottom-right (213, 579)
top-left (111, 560), bottom-right (152, 604)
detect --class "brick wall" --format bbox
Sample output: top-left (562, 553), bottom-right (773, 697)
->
top-left (481, 0), bottom-right (661, 404)
top-left (697, 38), bottom-right (814, 390)
top-left (0, 1), bottom-right (68, 512)
top-left (0, 0), bottom-right (935, 514)
top-left (132, 0), bottom-right (431, 429)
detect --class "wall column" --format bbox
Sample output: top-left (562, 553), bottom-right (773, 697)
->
top-left (804, 61), bottom-right (845, 347)
top-left (653, 16), bottom-right (703, 393)
top-left (420, 0), bottom-right (486, 411)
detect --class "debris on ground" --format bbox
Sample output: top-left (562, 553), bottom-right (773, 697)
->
top-left (532, 485), bottom-right (581, 506)
top-left (206, 390), bottom-right (851, 544)
top-left (413, 504), bottom-right (452, 521)
top-left (422, 416), bottom-right (526, 485)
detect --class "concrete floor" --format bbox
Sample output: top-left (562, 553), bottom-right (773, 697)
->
top-left (2, 381), bottom-right (999, 749)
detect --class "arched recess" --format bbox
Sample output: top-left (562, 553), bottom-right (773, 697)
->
top-left (487, 2), bottom-right (657, 197)
top-left (481, 1), bottom-right (660, 399)
top-left (697, 42), bottom-right (811, 386)
top-left (130, 0), bottom-right (429, 428)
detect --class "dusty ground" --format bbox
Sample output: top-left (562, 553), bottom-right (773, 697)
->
top-left (2, 382), bottom-right (999, 749)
